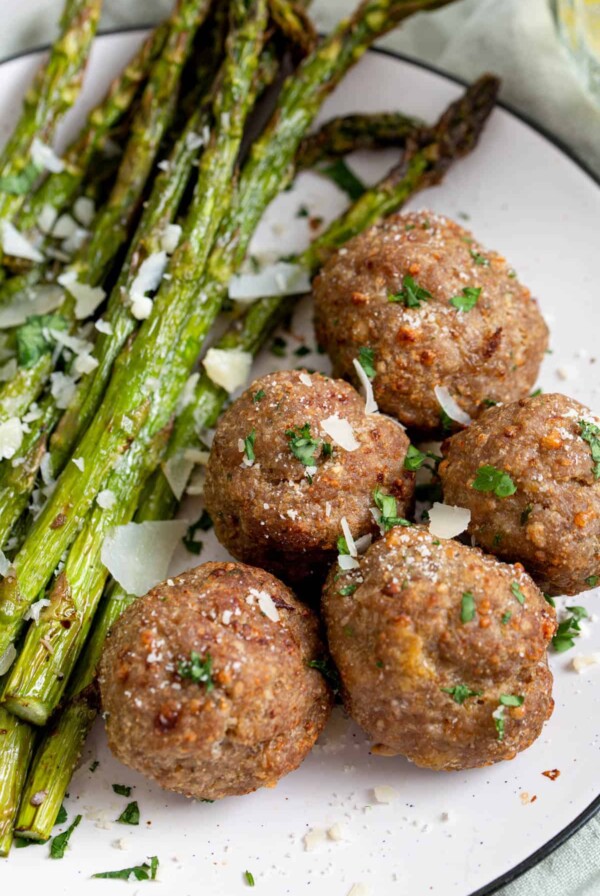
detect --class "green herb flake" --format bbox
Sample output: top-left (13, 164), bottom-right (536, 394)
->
top-left (501, 612), bottom-right (512, 625)
top-left (450, 286), bottom-right (481, 312)
top-left (252, 389), bottom-right (265, 403)
top-left (16, 313), bottom-right (69, 368)
top-left (460, 591), bottom-right (476, 623)
top-left (183, 511), bottom-right (212, 556)
top-left (178, 651), bottom-right (214, 691)
top-left (50, 814), bottom-right (82, 859)
top-left (530, 388), bottom-right (543, 397)
top-left (544, 593), bottom-right (556, 607)
top-left (319, 159), bottom-right (366, 200)
top-left (389, 275), bottom-right (432, 309)
top-left (285, 423), bottom-right (319, 466)
top-left (470, 250), bottom-right (490, 267)
top-left (89, 760), bottom-right (99, 773)
top-left (112, 784), bottom-right (132, 797)
top-left (510, 581), bottom-right (526, 605)
top-left (483, 398), bottom-right (497, 408)
top-left (297, 205), bottom-right (310, 218)
top-left (472, 465), bottom-right (517, 498)
top-left (579, 419), bottom-right (600, 479)
top-left (93, 856), bottom-right (159, 881)
top-left (372, 487), bottom-right (411, 532)
top-left (307, 658), bottom-right (341, 692)
top-left (520, 504), bottom-right (533, 525)
top-left (585, 575), bottom-right (599, 587)
top-left (56, 804), bottom-right (68, 825)
top-left (117, 801), bottom-right (140, 826)
top-left (294, 344), bottom-right (311, 357)
top-left (493, 706), bottom-right (505, 742)
top-left (14, 837), bottom-right (43, 848)
top-left (552, 605), bottom-right (589, 652)
top-left (337, 535), bottom-right (349, 555)
top-left (440, 408), bottom-right (454, 434)
top-left (337, 583), bottom-right (358, 596)
top-left (500, 694), bottom-right (525, 707)
top-left (358, 346), bottom-right (376, 380)
top-left (404, 444), bottom-right (427, 471)
top-left (0, 161), bottom-right (39, 195)
top-left (441, 684), bottom-right (482, 704)
top-left (243, 429), bottom-right (256, 463)
top-left (245, 870), bottom-right (256, 887)
top-left (270, 336), bottom-right (287, 357)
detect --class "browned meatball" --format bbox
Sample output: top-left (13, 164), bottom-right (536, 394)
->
top-left (99, 562), bottom-right (333, 800)
top-left (313, 210), bottom-right (548, 435)
top-left (322, 526), bottom-right (555, 771)
top-left (204, 369), bottom-right (414, 585)
top-left (439, 393), bottom-right (600, 596)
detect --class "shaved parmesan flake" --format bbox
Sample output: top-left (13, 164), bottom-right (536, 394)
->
top-left (38, 204), bottom-right (58, 234)
top-left (131, 296), bottom-right (153, 320)
top-left (58, 272), bottom-right (106, 320)
top-left (352, 358), bottom-right (378, 414)
top-left (1, 221), bottom-right (44, 262)
top-left (185, 131), bottom-right (205, 151)
top-left (73, 353), bottom-right (98, 376)
top-left (256, 590), bottom-right (279, 622)
top-left (0, 417), bottom-right (23, 459)
top-left (303, 828), bottom-right (327, 851)
top-left (161, 224), bottom-right (182, 255)
top-left (202, 347), bottom-right (252, 393)
top-left (434, 385), bottom-right (472, 425)
top-left (373, 785), bottom-right (398, 804)
top-left (354, 533), bottom-right (372, 554)
top-left (184, 447), bottom-right (209, 466)
top-left (73, 196), bottom-right (95, 227)
top-left (95, 318), bottom-right (113, 335)
top-left (347, 885), bottom-right (370, 896)
top-left (24, 598), bottom-right (51, 623)
top-left (321, 414), bottom-right (359, 452)
top-left (428, 503), bottom-right (471, 540)
top-left (48, 328), bottom-right (91, 355)
top-left (31, 137), bottom-right (64, 173)
top-left (52, 213), bottom-right (77, 239)
top-left (0, 358), bottom-right (17, 382)
top-left (62, 226), bottom-right (88, 255)
top-left (338, 553), bottom-right (359, 571)
top-left (229, 262), bottom-right (310, 302)
top-left (131, 251), bottom-right (167, 302)
top-left (71, 456), bottom-right (84, 472)
top-left (299, 372), bottom-right (312, 387)
top-left (0, 643), bottom-right (17, 675)
top-left (0, 549), bottom-right (10, 576)
top-left (327, 823), bottom-right (345, 841)
top-left (341, 517), bottom-right (357, 557)
top-left (0, 284), bottom-right (64, 329)
top-left (50, 372), bottom-right (76, 408)
top-left (101, 519), bottom-right (189, 597)
top-left (572, 653), bottom-right (600, 673)
top-left (186, 467), bottom-right (205, 496)
top-left (176, 372), bottom-right (200, 414)
top-left (162, 452), bottom-right (194, 501)
top-left (97, 489), bottom-right (116, 509)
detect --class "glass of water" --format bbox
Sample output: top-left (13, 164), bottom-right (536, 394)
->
top-left (553, 0), bottom-right (600, 98)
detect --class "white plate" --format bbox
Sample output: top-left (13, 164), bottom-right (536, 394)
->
top-left (2, 30), bottom-right (600, 896)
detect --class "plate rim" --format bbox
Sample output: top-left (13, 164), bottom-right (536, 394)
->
top-left (1, 25), bottom-right (599, 896)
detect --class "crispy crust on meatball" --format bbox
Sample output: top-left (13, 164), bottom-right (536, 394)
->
top-left (322, 527), bottom-right (555, 771)
top-left (313, 210), bottom-right (548, 435)
top-left (439, 392), bottom-right (600, 596)
top-left (204, 369), bottom-right (414, 585)
top-left (99, 562), bottom-right (333, 800)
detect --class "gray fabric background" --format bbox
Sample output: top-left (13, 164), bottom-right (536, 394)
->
top-left (1, 1), bottom-right (599, 893)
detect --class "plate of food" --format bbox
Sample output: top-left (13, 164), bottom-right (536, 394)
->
top-left (0, 2), bottom-right (599, 895)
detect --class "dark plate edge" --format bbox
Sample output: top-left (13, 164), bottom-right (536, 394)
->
top-left (0, 24), bottom-right (599, 896)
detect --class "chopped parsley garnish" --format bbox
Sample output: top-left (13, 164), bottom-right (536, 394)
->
top-left (585, 575), bottom-right (599, 587)
top-left (56, 804), bottom-right (68, 824)
top-left (319, 159), bottom-right (366, 200)
top-left (16, 313), bottom-right (69, 368)
top-left (89, 760), bottom-right (99, 773)
top-left (501, 612), bottom-right (512, 625)
top-left (440, 408), bottom-right (454, 434)
top-left (579, 420), bottom-right (600, 479)
top-left (285, 423), bottom-right (319, 466)
top-left (493, 706), bottom-right (505, 741)
top-left (307, 658), bottom-right (341, 692)
top-left (500, 694), bottom-right (525, 707)
top-left (337, 583), bottom-right (358, 596)
top-left (472, 465), bottom-right (517, 498)
top-left (14, 837), bottom-right (43, 848)
top-left (389, 275), bottom-right (432, 309)
top-left (117, 801), bottom-right (140, 826)
top-left (358, 346), bottom-right (376, 380)
top-left (294, 344), bottom-right (311, 357)
top-left (530, 388), bottom-right (543, 397)
top-left (337, 535), bottom-right (350, 555)
top-left (243, 430), bottom-right (256, 463)
top-left (483, 398), bottom-right (498, 408)
top-left (460, 591), bottom-right (476, 623)
top-left (297, 205), bottom-right (310, 218)
top-left (93, 857), bottom-right (159, 881)
top-left (252, 389), bottom-right (265, 403)
top-left (0, 161), bottom-right (39, 195)
top-left (510, 581), bottom-right (526, 605)
top-left (270, 336), bottom-right (287, 357)
top-left (404, 444), bottom-right (427, 471)
top-left (50, 814), bottom-right (82, 859)
top-left (182, 511), bottom-right (212, 556)
top-left (544, 593), bottom-right (556, 607)
top-left (520, 504), bottom-right (533, 525)
top-left (470, 249), bottom-right (489, 267)
top-left (322, 441), bottom-right (333, 457)
top-left (245, 870), bottom-right (256, 887)
top-left (372, 487), bottom-right (411, 532)
top-left (493, 532), bottom-right (503, 547)
top-left (178, 651), bottom-right (214, 691)
top-left (112, 784), bottom-right (132, 797)
top-left (441, 684), bottom-right (482, 705)
top-left (552, 605), bottom-right (589, 652)
top-left (450, 286), bottom-right (481, 312)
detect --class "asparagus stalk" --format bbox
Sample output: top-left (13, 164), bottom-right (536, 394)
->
top-left (0, 0), bottom-right (271, 707)
top-left (0, 708), bottom-right (35, 855)
top-left (16, 23), bottom-right (169, 238)
top-left (297, 110), bottom-right (424, 169)
top-left (0, 0), bottom-right (102, 225)
top-left (0, 0), bottom-right (451, 657)
top-left (11, 74), bottom-right (498, 839)
top-left (268, 0), bottom-right (318, 55)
